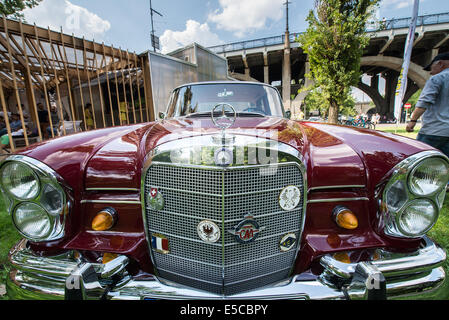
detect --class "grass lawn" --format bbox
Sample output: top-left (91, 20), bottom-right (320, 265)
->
top-left (0, 125), bottom-right (447, 300)
top-left (0, 197), bottom-right (21, 300)
top-left (377, 125), bottom-right (421, 140)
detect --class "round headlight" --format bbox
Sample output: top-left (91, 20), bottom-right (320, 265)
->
top-left (12, 202), bottom-right (52, 240)
top-left (409, 158), bottom-right (449, 196)
top-left (385, 180), bottom-right (408, 212)
top-left (397, 199), bottom-right (438, 237)
top-left (1, 162), bottom-right (40, 200)
top-left (40, 184), bottom-right (64, 216)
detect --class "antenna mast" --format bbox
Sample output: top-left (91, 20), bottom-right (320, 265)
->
top-left (150, 0), bottom-right (163, 52)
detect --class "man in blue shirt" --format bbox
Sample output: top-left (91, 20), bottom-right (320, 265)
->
top-left (406, 52), bottom-right (449, 158)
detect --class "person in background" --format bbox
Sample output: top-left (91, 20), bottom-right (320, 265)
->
top-left (0, 115), bottom-right (5, 131)
top-left (406, 53), bottom-right (449, 191)
top-left (0, 113), bottom-right (21, 136)
top-left (84, 103), bottom-right (94, 131)
top-left (37, 103), bottom-right (49, 138)
top-left (406, 52), bottom-right (449, 158)
top-left (120, 101), bottom-right (128, 125)
top-left (0, 123), bottom-right (31, 154)
top-left (46, 104), bottom-right (60, 138)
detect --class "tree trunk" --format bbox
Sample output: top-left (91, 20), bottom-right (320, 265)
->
top-left (328, 101), bottom-right (339, 124)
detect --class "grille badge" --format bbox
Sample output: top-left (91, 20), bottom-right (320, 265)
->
top-left (228, 213), bottom-right (266, 244)
top-left (279, 233), bottom-right (297, 252)
top-left (151, 233), bottom-right (170, 254)
top-left (197, 220), bottom-right (221, 243)
top-left (279, 185), bottom-right (301, 211)
top-left (214, 147), bottom-right (233, 166)
top-left (147, 187), bottom-right (164, 211)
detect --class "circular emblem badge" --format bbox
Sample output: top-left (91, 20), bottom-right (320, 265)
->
top-left (214, 147), bottom-right (233, 166)
top-left (279, 186), bottom-right (301, 211)
top-left (197, 220), bottom-right (221, 243)
top-left (228, 214), bottom-right (265, 244)
top-left (279, 233), bottom-right (297, 252)
top-left (147, 187), bottom-right (164, 211)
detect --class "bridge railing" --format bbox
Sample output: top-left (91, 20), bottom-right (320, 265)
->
top-left (209, 12), bottom-right (449, 54)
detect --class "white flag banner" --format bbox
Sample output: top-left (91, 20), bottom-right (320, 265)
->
top-left (393, 0), bottom-right (420, 123)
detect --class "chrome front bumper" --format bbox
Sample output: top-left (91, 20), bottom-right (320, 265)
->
top-left (6, 237), bottom-right (449, 300)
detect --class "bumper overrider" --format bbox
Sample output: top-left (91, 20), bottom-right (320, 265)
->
top-left (6, 237), bottom-right (449, 300)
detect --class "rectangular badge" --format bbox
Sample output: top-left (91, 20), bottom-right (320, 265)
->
top-left (151, 233), bottom-right (170, 254)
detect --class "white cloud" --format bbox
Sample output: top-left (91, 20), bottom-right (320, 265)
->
top-left (160, 20), bottom-right (223, 54)
top-left (208, 0), bottom-right (285, 38)
top-left (22, 0), bottom-right (111, 41)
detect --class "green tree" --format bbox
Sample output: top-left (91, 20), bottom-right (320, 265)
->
top-left (305, 87), bottom-right (356, 118)
top-left (0, 0), bottom-right (42, 20)
top-left (297, 0), bottom-right (379, 124)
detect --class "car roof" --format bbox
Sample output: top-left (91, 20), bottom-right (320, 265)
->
top-left (172, 81), bottom-right (277, 91)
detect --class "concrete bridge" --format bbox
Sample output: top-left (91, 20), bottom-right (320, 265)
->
top-left (208, 12), bottom-right (449, 118)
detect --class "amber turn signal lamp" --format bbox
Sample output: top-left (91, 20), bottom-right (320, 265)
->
top-left (91, 208), bottom-right (117, 231)
top-left (333, 206), bottom-right (358, 230)
top-left (333, 252), bottom-right (351, 264)
top-left (102, 252), bottom-right (118, 264)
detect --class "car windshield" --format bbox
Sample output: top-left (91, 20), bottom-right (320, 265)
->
top-left (166, 83), bottom-right (285, 118)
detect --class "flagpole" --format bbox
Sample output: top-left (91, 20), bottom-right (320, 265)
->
top-left (393, 0), bottom-right (419, 134)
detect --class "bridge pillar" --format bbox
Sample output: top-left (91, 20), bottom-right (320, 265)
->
top-left (383, 70), bottom-right (399, 116)
top-left (263, 51), bottom-right (269, 84)
top-left (282, 31), bottom-right (291, 110)
top-left (242, 53), bottom-right (250, 78)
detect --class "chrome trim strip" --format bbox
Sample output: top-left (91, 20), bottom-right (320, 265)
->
top-left (85, 188), bottom-right (140, 192)
top-left (307, 197), bottom-right (369, 203)
top-left (80, 200), bottom-right (141, 205)
top-left (308, 185), bottom-right (365, 191)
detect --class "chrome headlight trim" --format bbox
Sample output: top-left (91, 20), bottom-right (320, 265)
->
top-left (0, 155), bottom-right (70, 242)
top-left (382, 150), bottom-right (449, 239)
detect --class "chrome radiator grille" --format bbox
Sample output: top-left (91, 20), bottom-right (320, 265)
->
top-left (144, 162), bottom-right (305, 295)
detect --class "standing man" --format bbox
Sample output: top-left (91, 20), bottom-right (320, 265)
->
top-left (406, 52), bottom-right (449, 158)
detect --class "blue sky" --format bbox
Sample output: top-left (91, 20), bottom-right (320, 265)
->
top-left (22, 0), bottom-right (449, 55)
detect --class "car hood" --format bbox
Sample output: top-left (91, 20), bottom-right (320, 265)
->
top-left (17, 117), bottom-right (433, 191)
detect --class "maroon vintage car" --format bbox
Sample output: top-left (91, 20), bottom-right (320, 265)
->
top-left (2, 81), bottom-right (449, 300)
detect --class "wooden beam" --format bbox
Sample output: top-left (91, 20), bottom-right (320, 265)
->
top-left (2, 16), bottom-right (28, 146)
top-left (102, 42), bottom-right (115, 126)
top-left (33, 24), bottom-right (53, 138)
top-left (47, 27), bottom-right (66, 136)
top-left (72, 34), bottom-right (87, 131)
top-left (19, 20), bottom-right (42, 140)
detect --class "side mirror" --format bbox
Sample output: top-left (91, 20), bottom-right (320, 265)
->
top-left (159, 112), bottom-right (166, 120)
top-left (285, 110), bottom-right (291, 119)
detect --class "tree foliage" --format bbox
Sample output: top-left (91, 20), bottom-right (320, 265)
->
top-left (297, 0), bottom-right (379, 123)
top-left (0, 0), bottom-right (42, 20)
top-left (305, 87), bottom-right (356, 117)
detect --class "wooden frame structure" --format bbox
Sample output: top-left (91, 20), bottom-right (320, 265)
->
top-left (0, 17), bottom-right (154, 152)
